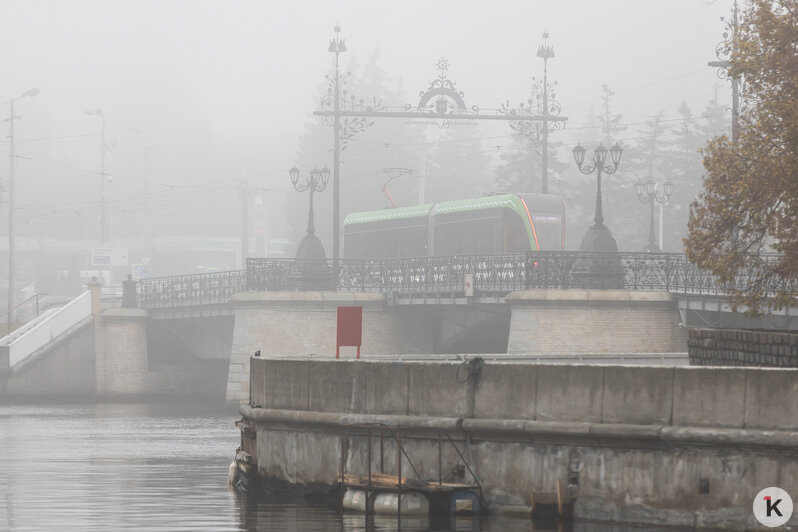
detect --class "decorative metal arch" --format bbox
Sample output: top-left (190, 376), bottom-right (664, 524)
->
top-left (416, 58), bottom-right (468, 113)
top-left (312, 25), bottom-right (568, 263)
top-left (315, 57), bottom-right (567, 125)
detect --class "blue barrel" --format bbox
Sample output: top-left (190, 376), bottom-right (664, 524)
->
top-left (450, 490), bottom-right (480, 514)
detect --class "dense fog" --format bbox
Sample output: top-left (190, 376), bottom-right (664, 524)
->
top-left (0, 0), bottom-right (734, 296)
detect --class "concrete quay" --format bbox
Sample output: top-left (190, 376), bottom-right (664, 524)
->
top-left (240, 357), bottom-right (798, 529)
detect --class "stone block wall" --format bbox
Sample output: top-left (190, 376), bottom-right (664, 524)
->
top-left (506, 290), bottom-right (687, 354)
top-left (100, 309), bottom-right (150, 395)
top-left (226, 292), bottom-right (436, 403)
top-left (689, 327), bottom-right (798, 367)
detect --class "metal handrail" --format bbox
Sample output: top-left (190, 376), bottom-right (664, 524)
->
top-left (135, 253), bottom-right (793, 309)
top-left (0, 292), bottom-right (47, 321)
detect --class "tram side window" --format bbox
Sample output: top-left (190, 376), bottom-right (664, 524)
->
top-left (504, 215), bottom-right (533, 253)
top-left (344, 221), bottom-right (427, 260)
top-left (435, 217), bottom-right (502, 256)
top-left (532, 216), bottom-right (562, 251)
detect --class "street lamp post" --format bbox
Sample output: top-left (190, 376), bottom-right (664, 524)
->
top-left (572, 143), bottom-right (623, 252)
top-left (6, 88), bottom-right (39, 331)
top-left (708, 0), bottom-right (740, 144)
top-left (537, 32), bottom-right (555, 194)
top-left (328, 26), bottom-right (345, 264)
top-left (85, 109), bottom-right (109, 244)
top-left (290, 167), bottom-right (331, 289)
top-left (634, 181), bottom-right (674, 253)
top-left (290, 166), bottom-right (330, 251)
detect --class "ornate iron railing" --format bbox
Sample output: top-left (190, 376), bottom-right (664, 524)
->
top-left (139, 270), bottom-right (246, 309)
top-left (137, 253), bottom-right (791, 309)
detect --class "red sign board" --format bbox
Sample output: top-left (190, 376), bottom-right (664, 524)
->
top-left (336, 306), bottom-right (363, 359)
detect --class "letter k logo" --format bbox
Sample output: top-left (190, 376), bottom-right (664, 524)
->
top-left (754, 487), bottom-right (792, 526)
top-left (765, 496), bottom-right (783, 517)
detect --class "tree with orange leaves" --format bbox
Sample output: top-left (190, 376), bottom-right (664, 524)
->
top-left (685, 0), bottom-right (798, 313)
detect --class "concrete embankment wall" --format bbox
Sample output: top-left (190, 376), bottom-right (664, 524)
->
top-left (0, 321), bottom-right (96, 398)
top-left (690, 327), bottom-right (798, 367)
top-left (243, 358), bottom-right (798, 529)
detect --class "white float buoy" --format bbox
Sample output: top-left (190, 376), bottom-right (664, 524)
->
top-left (228, 460), bottom-right (240, 490)
top-left (373, 492), bottom-right (429, 516)
top-left (342, 489), bottom-right (367, 512)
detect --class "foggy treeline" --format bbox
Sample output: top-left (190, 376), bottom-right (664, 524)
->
top-left (0, 1), bottom-right (735, 302)
top-left (296, 52), bottom-right (730, 254)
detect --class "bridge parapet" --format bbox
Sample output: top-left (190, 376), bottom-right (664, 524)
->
top-left (138, 252), bottom-right (790, 310)
top-left (140, 270), bottom-right (245, 310)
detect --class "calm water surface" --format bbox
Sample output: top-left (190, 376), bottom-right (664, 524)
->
top-left (0, 403), bottom-right (680, 531)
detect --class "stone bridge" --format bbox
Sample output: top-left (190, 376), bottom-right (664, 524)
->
top-left (3, 252), bottom-right (794, 403)
top-left (135, 252), bottom-right (794, 403)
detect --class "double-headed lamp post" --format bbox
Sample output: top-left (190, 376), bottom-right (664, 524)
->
top-left (289, 166), bottom-right (330, 238)
top-left (572, 143), bottom-right (623, 252)
top-left (7, 88), bottom-right (39, 331)
top-left (634, 181), bottom-right (674, 253)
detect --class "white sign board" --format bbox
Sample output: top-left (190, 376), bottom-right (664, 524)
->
top-left (91, 247), bottom-right (129, 267)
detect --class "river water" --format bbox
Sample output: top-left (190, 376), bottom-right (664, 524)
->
top-left (0, 402), bottom-right (681, 531)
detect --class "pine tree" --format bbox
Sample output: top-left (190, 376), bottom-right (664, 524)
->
top-left (425, 124), bottom-right (492, 203)
top-left (288, 47), bottom-right (427, 253)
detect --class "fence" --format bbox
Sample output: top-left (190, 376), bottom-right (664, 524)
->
top-left (137, 253), bottom-right (790, 309)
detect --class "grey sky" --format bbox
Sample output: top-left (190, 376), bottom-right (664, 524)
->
top-left (0, 0), bottom-right (732, 243)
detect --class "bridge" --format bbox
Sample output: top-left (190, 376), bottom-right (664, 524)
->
top-left (2, 252), bottom-right (794, 403)
top-left (138, 251), bottom-right (796, 323)
top-left (140, 252), bottom-right (792, 304)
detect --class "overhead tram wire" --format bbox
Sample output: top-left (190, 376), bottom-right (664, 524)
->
top-left (566, 67), bottom-right (715, 109)
top-left (339, 109), bottom-right (730, 162)
top-left (337, 110), bottom-right (730, 184)
top-left (14, 191), bottom-right (243, 227)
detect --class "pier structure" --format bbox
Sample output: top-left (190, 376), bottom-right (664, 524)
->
top-left (239, 357), bottom-right (798, 529)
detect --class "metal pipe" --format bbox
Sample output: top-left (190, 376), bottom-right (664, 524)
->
top-left (397, 430), bottom-right (402, 525)
top-left (438, 431), bottom-right (442, 485)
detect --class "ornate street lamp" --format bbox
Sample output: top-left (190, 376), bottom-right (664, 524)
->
top-left (290, 166), bottom-right (332, 286)
top-left (634, 181), bottom-right (674, 252)
top-left (289, 166), bottom-right (330, 237)
top-left (572, 143), bottom-right (623, 252)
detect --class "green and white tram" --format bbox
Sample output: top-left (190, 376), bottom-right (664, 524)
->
top-left (343, 193), bottom-right (566, 259)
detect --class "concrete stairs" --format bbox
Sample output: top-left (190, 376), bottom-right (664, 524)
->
top-left (0, 291), bottom-right (93, 374)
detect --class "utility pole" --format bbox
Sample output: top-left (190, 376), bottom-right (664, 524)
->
top-left (8, 101), bottom-right (17, 331)
top-left (86, 109), bottom-right (108, 244)
top-left (143, 146), bottom-right (153, 260)
top-left (6, 88), bottom-right (38, 331)
top-left (240, 177), bottom-right (249, 269)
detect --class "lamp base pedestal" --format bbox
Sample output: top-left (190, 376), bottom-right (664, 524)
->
top-left (579, 224), bottom-right (618, 253)
top-left (294, 233), bottom-right (332, 290)
top-left (576, 224), bottom-right (623, 289)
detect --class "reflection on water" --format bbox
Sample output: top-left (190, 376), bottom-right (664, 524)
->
top-left (0, 403), bottom-right (686, 531)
